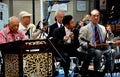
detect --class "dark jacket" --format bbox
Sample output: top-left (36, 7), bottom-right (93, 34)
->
top-left (48, 22), bottom-right (59, 38)
top-left (52, 26), bottom-right (79, 52)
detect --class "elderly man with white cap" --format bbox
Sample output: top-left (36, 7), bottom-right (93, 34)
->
top-left (19, 11), bottom-right (36, 39)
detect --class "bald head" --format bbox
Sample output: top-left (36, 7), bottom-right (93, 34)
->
top-left (90, 9), bottom-right (100, 25)
top-left (91, 9), bottom-right (100, 15)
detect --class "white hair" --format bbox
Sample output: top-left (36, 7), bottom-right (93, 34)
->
top-left (8, 16), bottom-right (19, 23)
top-left (55, 9), bottom-right (64, 17)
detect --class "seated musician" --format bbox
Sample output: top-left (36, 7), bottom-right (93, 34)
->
top-left (79, 9), bottom-right (114, 76)
top-left (53, 15), bottom-right (86, 77)
top-left (0, 16), bottom-right (25, 76)
top-left (32, 19), bottom-right (48, 39)
top-left (0, 16), bottom-right (25, 44)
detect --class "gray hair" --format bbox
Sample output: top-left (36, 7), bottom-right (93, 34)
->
top-left (8, 16), bottom-right (19, 24)
top-left (55, 9), bottom-right (64, 17)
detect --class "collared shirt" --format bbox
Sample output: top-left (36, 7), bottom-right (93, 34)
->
top-left (91, 23), bottom-right (103, 45)
top-left (0, 26), bottom-right (25, 44)
top-left (19, 23), bottom-right (29, 39)
top-left (57, 22), bottom-right (63, 28)
top-left (19, 23), bottom-right (36, 39)
top-left (65, 26), bottom-right (71, 43)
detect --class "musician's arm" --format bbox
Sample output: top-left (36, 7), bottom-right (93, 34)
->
top-left (31, 29), bottom-right (41, 39)
top-left (79, 27), bottom-right (94, 48)
top-left (114, 40), bottom-right (120, 45)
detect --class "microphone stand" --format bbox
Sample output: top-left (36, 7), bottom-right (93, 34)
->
top-left (47, 38), bottom-right (66, 63)
top-left (41, 33), bottom-right (66, 63)
top-left (25, 28), bottom-right (30, 39)
top-left (37, 9), bottom-right (66, 63)
top-left (106, 40), bottom-right (114, 77)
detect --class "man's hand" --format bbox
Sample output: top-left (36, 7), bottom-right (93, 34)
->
top-left (89, 43), bottom-right (96, 48)
top-left (63, 36), bottom-right (69, 41)
top-left (69, 32), bottom-right (74, 40)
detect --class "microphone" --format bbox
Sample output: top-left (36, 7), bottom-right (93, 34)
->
top-left (111, 5), bottom-right (114, 11)
top-left (49, 37), bottom-right (53, 40)
top-left (80, 37), bottom-right (91, 50)
top-left (80, 37), bottom-right (90, 43)
top-left (25, 28), bottom-right (30, 38)
top-left (36, 21), bottom-right (41, 29)
top-left (25, 28), bottom-right (30, 35)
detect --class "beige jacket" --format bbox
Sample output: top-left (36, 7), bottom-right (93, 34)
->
top-left (79, 22), bottom-right (106, 52)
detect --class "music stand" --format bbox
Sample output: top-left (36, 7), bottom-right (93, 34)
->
top-left (105, 40), bottom-right (115, 77)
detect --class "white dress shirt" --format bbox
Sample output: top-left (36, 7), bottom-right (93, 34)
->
top-left (19, 23), bottom-right (29, 39)
top-left (65, 27), bottom-right (71, 43)
top-left (19, 23), bottom-right (36, 39)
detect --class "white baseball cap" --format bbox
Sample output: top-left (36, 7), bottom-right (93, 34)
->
top-left (19, 11), bottom-right (32, 18)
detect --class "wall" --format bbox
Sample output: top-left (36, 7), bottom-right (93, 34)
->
top-left (2, 0), bottom-right (95, 25)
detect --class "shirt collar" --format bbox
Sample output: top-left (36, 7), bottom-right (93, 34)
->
top-left (65, 26), bottom-right (71, 32)
top-left (91, 22), bottom-right (98, 29)
top-left (4, 26), bottom-right (18, 34)
top-left (57, 22), bottom-right (63, 28)
top-left (19, 23), bottom-right (29, 31)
